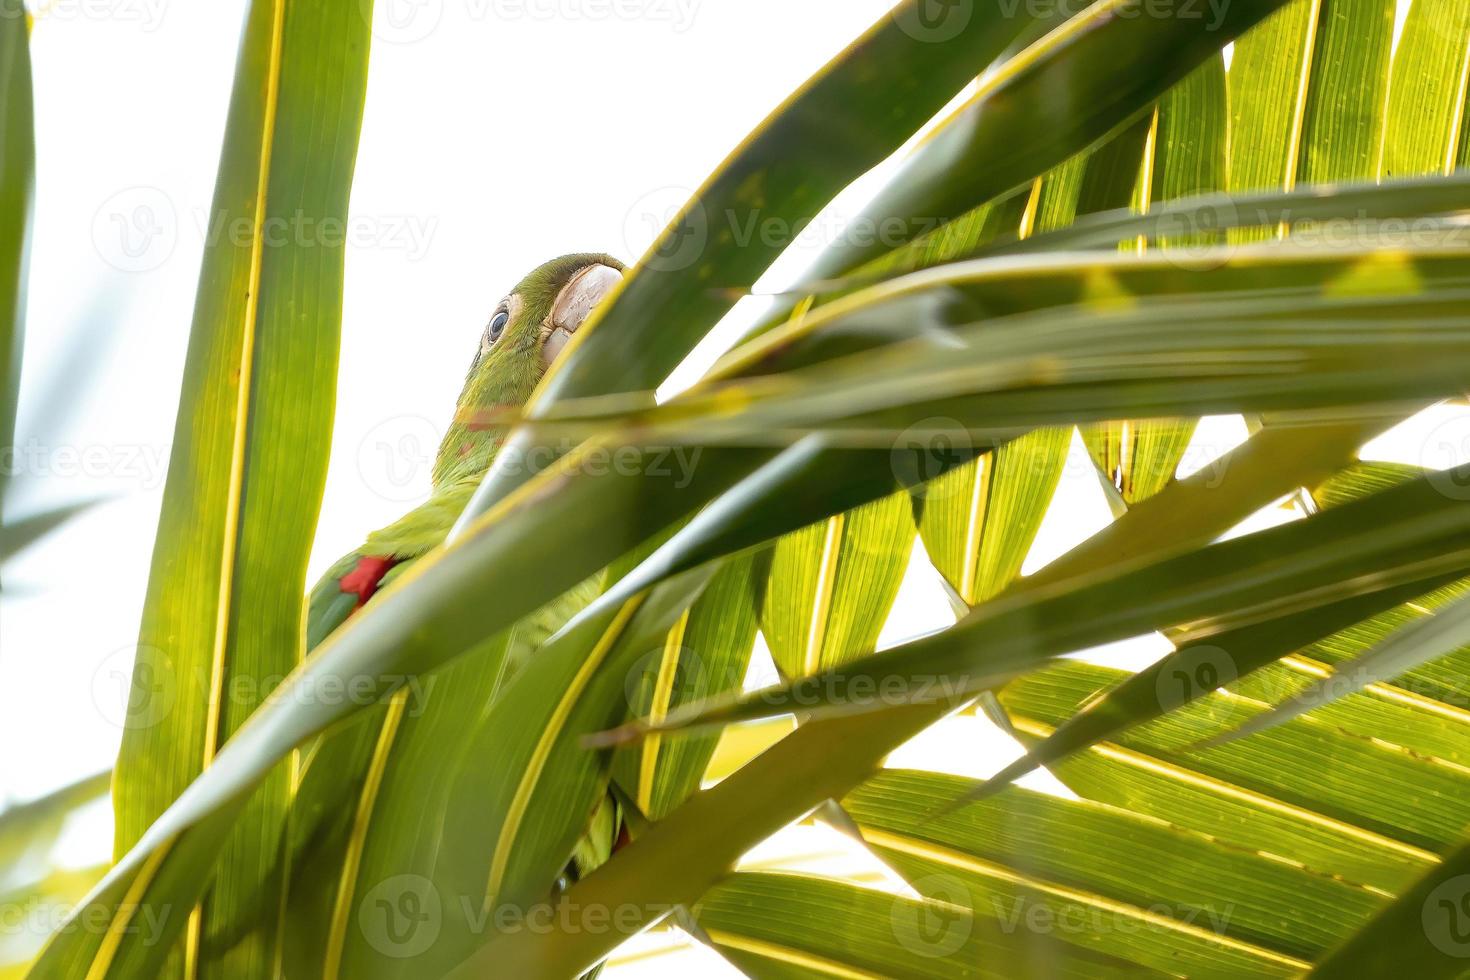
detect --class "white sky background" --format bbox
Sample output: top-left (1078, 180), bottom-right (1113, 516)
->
top-left (0, 0), bottom-right (1449, 971)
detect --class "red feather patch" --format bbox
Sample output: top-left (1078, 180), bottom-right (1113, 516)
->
top-left (339, 555), bottom-right (400, 610)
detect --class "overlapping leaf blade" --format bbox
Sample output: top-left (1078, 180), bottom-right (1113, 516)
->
top-left (613, 557), bottom-right (760, 821)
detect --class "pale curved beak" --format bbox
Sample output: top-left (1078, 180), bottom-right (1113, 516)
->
top-left (542, 264), bottom-right (623, 369)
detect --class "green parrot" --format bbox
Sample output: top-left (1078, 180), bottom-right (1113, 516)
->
top-left (296, 253), bottom-right (627, 903)
top-left (306, 252), bottom-right (625, 648)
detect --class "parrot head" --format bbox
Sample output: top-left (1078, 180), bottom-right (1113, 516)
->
top-left (433, 253), bottom-right (625, 486)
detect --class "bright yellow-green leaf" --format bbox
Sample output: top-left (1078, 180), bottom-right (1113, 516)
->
top-left (760, 490), bottom-right (915, 677)
top-left (1383, 0), bottom-right (1470, 178)
top-left (918, 428), bottom-right (1069, 606)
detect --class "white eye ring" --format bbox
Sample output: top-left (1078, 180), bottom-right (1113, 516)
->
top-left (487, 310), bottom-right (510, 344)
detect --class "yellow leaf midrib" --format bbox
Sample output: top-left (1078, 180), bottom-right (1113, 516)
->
top-left (704, 929), bottom-right (886, 980)
top-left (803, 513), bottom-right (846, 676)
top-left (638, 609), bottom-right (692, 815)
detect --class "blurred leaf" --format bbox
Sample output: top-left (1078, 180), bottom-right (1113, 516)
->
top-left (0, 866), bottom-right (105, 977)
top-left (0, 772), bottom-right (109, 892)
top-left (0, 500), bottom-right (97, 563)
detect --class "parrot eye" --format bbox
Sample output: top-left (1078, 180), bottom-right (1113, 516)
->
top-left (487, 310), bottom-right (510, 344)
